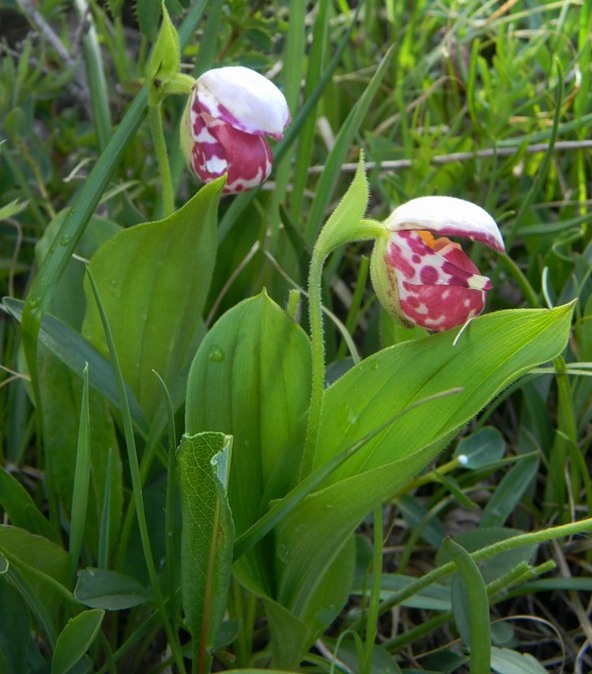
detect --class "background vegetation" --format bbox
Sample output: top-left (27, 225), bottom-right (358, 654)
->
top-left (1, 0), bottom-right (591, 672)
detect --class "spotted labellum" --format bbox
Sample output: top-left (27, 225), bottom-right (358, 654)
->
top-left (180, 66), bottom-right (290, 194)
top-left (370, 196), bottom-right (505, 332)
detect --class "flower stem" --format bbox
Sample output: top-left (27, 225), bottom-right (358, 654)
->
top-left (300, 250), bottom-right (326, 479)
top-left (373, 516), bottom-right (592, 622)
top-left (362, 506), bottom-right (383, 674)
top-left (148, 101), bottom-right (175, 218)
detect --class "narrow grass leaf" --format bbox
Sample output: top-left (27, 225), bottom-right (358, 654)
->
top-left (304, 45), bottom-right (395, 244)
top-left (481, 456), bottom-right (539, 528)
top-left (0, 581), bottom-right (31, 674)
top-left (153, 370), bottom-right (179, 617)
top-left (176, 432), bottom-right (234, 669)
top-left (446, 538), bottom-right (491, 674)
top-left (288, 0), bottom-right (331, 220)
top-left (51, 608), bottom-right (104, 674)
top-left (2, 298), bottom-right (148, 435)
top-left (352, 574), bottom-right (451, 612)
top-left (68, 363), bottom-right (92, 583)
top-left (85, 270), bottom-right (186, 671)
top-left (97, 448), bottom-right (113, 570)
top-left (74, 0), bottom-right (112, 151)
top-left (19, 1), bottom-right (208, 418)
top-left (217, 3), bottom-right (360, 244)
top-left (4, 564), bottom-right (58, 649)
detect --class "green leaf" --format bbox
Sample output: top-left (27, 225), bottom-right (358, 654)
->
top-left (82, 178), bottom-right (224, 417)
top-left (262, 599), bottom-right (311, 671)
top-left (147, 2), bottom-right (180, 90)
top-left (135, 0), bottom-right (166, 38)
top-left (304, 45), bottom-right (395, 244)
top-left (491, 646), bottom-right (547, 674)
top-left (0, 581), bottom-right (31, 674)
top-left (436, 528), bottom-right (538, 585)
top-left (274, 304), bottom-right (573, 623)
top-left (51, 609), bottom-right (104, 674)
top-left (222, 671), bottom-right (300, 674)
top-left (0, 526), bottom-right (69, 624)
top-left (454, 427), bottom-right (506, 470)
top-left (39, 355), bottom-right (123, 561)
top-left (185, 291), bottom-right (312, 592)
top-left (481, 456), bottom-right (539, 528)
top-left (176, 432), bottom-right (234, 664)
top-left (0, 467), bottom-right (57, 542)
top-left (3, 298), bottom-right (147, 435)
top-left (0, 199), bottom-right (27, 221)
top-left (313, 156), bottom-right (380, 257)
top-left (353, 574), bottom-right (451, 611)
top-left (314, 305), bottom-right (574, 482)
top-left (446, 538), bottom-right (491, 674)
top-left (68, 364), bottom-right (92, 582)
top-left (19, 3), bottom-right (208, 418)
top-left (74, 568), bottom-right (151, 610)
top-left (34, 210), bottom-right (122, 330)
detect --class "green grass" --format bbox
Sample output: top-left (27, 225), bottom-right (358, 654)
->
top-left (1, 1), bottom-right (592, 672)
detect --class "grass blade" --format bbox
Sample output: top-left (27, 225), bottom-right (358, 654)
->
top-left (68, 363), bottom-right (92, 584)
top-left (446, 537), bottom-right (491, 674)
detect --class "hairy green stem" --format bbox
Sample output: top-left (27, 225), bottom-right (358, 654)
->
top-left (384, 560), bottom-right (555, 652)
top-left (300, 251), bottom-right (326, 479)
top-left (148, 102), bottom-right (175, 218)
top-left (499, 253), bottom-right (539, 308)
top-left (374, 517), bottom-right (592, 621)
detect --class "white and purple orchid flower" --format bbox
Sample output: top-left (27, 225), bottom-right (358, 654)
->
top-left (370, 196), bottom-right (504, 332)
top-left (180, 66), bottom-right (290, 194)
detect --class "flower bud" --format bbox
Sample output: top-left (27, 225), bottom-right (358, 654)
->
top-left (180, 66), bottom-right (290, 194)
top-left (370, 197), bottom-right (504, 332)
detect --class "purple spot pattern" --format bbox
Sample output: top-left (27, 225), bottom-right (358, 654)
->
top-left (384, 231), bottom-right (491, 331)
top-left (187, 88), bottom-right (276, 194)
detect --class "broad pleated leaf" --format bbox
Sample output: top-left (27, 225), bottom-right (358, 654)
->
top-left (275, 303), bottom-right (573, 621)
top-left (313, 304), bottom-right (574, 480)
top-left (185, 291), bottom-right (312, 593)
top-left (83, 178), bottom-right (224, 417)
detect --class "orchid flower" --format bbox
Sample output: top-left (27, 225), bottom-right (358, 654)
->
top-left (180, 66), bottom-right (290, 194)
top-left (370, 196), bottom-right (505, 332)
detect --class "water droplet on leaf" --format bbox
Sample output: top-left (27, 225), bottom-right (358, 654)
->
top-left (346, 406), bottom-right (359, 426)
top-left (208, 346), bottom-right (225, 363)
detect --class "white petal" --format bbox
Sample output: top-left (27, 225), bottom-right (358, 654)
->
top-left (195, 66), bottom-right (290, 138)
top-left (385, 196), bottom-right (505, 252)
